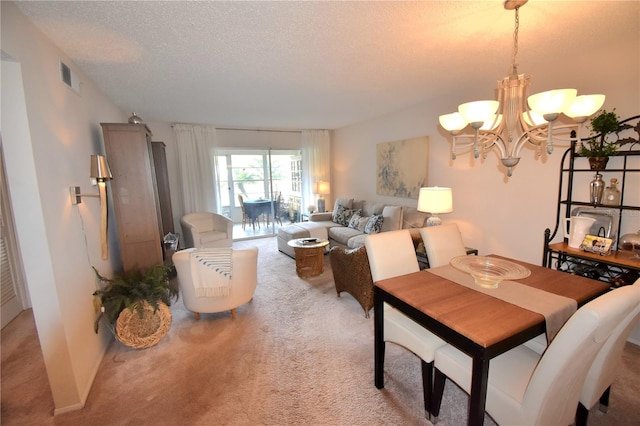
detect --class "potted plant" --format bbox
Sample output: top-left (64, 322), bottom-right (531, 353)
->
top-left (93, 264), bottom-right (178, 349)
top-left (579, 109), bottom-right (620, 170)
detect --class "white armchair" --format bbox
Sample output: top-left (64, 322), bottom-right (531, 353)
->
top-left (181, 212), bottom-right (233, 249)
top-left (173, 247), bottom-right (258, 319)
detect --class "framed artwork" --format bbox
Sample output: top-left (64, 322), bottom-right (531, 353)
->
top-left (376, 136), bottom-right (429, 199)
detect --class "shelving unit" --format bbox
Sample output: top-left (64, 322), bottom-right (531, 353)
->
top-left (543, 115), bottom-right (640, 287)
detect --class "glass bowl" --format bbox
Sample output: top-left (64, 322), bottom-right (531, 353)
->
top-left (619, 232), bottom-right (640, 259)
top-left (450, 255), bottom-right (531, 288)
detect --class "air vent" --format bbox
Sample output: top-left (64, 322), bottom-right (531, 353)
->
top-left (60, 59), bottom-right (80, 94)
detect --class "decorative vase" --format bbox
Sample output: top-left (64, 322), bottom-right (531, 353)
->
top-left (128, 112), bottom-right (143, 124)
top-left (115, 301), bottom-right (172, 349)
top-left (589, 173), bottom-right (605, 205)
top-left (588, 156), bottom-right (609, 171)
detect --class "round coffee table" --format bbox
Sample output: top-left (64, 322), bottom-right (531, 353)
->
top-left (287, 238), bottom-right (330, 278)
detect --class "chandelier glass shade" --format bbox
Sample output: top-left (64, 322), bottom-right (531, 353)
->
top-left (439, 1), bottom-right (605, 177)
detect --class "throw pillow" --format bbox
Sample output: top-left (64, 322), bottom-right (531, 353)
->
top-left (348, 213), bottom-right (362, 230)
top-left (348, 213), bottom-right (370, 232)
top-left (333, 205), bottom-right (360, 226)
top-left (365, 214), bottom-right (384, 234)
top-left (381, 205), bottom-right (403, 232)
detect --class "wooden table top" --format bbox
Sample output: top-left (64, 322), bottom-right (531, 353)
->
top-left (375, 255), bottom-right (609, 348)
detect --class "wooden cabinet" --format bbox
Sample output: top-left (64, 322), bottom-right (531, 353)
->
top-left (151, 141), bottom-right (174, 237)
top-left (101, 123), bottom-right (167, 272)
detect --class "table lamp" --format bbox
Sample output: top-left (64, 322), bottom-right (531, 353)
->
top-left (417, 186), bottom-right (452, 226)
top-left (314, 181), bottom-right (331, 212)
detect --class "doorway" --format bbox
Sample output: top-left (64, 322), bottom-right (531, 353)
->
top-left (216, 149), bottom-right (302, 240)
top-left (0, 134), bottom-right (28, 329)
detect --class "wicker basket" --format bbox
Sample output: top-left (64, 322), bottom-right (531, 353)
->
top-left (115, 301), bottom-right (172, 349)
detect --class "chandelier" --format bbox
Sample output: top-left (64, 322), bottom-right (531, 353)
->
top-left (438, 0), bottom-right (605, 177)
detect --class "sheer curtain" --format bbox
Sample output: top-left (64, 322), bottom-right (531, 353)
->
top-left (173, 124), bottom-right (221, 214)
top-left (301, 130), bottom-right (331, 212)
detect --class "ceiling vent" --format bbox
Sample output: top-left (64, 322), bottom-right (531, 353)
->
top-left (60, 59), bottom-right (80, 94)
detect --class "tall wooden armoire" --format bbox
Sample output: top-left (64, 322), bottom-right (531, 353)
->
top-left (151, 141), bottom-right (175, 238)
top-left (101, 123), bottom-right (171, 272)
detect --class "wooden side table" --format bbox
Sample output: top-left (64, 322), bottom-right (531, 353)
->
top-left (287, 238), bottom-right (329, 278)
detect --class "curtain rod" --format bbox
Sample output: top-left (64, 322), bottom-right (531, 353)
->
top-left (171, 124), bottom-right (302, 134)
top-left (216, 127), bottom-right (302, 134)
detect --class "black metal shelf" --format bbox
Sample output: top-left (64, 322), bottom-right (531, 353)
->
top-left (559, 200), bottom-right (640, 211)
top-left (543, 115), bottom-right (640, 287)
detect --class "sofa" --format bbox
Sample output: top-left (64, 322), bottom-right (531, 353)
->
top-left (277, 197), bottom-right (429, 258)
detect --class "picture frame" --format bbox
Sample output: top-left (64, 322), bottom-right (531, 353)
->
top-left (580, 234), bottom-right (613, 256)
top-left (376, 136), bottom-right (429, 199)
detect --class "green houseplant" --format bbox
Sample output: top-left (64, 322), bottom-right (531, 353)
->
top-left (579, 109), bottom-right (620, 170)
top-left (93, 264), bottom-right (178, 348)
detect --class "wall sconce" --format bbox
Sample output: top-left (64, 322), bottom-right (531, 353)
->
top-left (70, 155), bottom-right (113, 259)
top-left (417, 187), bottom-right (453, 227)
top-left (313, 181), bottom-right (331, 212)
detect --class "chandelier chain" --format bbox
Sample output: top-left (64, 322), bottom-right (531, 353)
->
top-left (511, 7), bottom-right (520, 73)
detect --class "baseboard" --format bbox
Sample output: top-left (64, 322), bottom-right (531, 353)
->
top-left (54, 402), bottom-right (84, 416)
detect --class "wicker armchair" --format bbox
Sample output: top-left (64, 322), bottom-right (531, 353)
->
top-left (329, 246), bottom-right (374, 318)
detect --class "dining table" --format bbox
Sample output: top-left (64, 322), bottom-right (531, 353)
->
top-left (373, 254), bottom-right (610, 426)
top-left (243, 199), bottom-right (275, 228)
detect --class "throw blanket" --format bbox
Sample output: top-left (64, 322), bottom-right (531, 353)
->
top-left (190, 249), bottom-right (233, 297)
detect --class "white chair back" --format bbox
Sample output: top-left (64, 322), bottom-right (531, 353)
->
top-left (364, 229), bottom-right (419, 282)
top-left (180, 212), bottom-right (233, 248)
top-left (521, 283), bottom-right (640, 425)
top-left (580, 279), bottom-right (640, 411)
top-left (419, 223), bottom-right (466, 268)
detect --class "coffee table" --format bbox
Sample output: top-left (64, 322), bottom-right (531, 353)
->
top-left (287, 238), bottom-right (329, 278)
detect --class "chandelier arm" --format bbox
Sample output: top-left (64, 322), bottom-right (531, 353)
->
top-left (477, 131), bottom-right (508, 158)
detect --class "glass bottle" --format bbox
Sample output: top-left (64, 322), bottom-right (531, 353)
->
top-left (602, 178), bottom-right (621, 206)
top-left (589, 173), bottom-right (604, 205)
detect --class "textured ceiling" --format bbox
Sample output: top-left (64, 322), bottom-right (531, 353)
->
top-left (13, 1), bottom-right (640, 130)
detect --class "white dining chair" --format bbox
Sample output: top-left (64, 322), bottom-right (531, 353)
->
top-left (430, 282), bottom-right (640, 425)
top-left (419, 223), bottom-right (467, 268)
top-left (576, 283), bottom-right (640, 425)
top-left (364, 229), bottom-right (446, 417)
top-left (522, 279), bottom-right (640, 425)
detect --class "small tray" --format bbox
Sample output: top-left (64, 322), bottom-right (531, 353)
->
top-left (571, 207), bottom-right (618, 243)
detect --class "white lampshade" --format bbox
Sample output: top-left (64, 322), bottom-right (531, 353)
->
top-left (418, 187), bottom-right (452, 226)
top-left (313, 181), bottom-right (330, 195)
top-left (417, 187), bottom-right (453, 214)
top-left (439, 112), bottom-right (468, 132)
top-left (527, 89), bottom-right (577, 116)
top-left (565, 94), bottom-right (606, 120)
top-left (480, 114), bottom-right (502, 131)
top-left (523, 110), bottom-right (547, 126)
top-left (458, 100), bottom-right (499, 124)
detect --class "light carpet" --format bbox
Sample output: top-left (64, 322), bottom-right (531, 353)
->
top-left (1, 236), bottom-right (639, 425)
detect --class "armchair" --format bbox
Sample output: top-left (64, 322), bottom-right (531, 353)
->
top-left (173, 247), bottom-right (258, 319)
top-left (181, 212), bottom-right (233, 249)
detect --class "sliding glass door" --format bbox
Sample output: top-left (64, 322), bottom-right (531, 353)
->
top-left (216, 149), bottom-right (302, 240)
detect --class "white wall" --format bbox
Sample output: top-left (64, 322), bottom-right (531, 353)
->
top-left (1, 2), bottom-right (126, 413)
